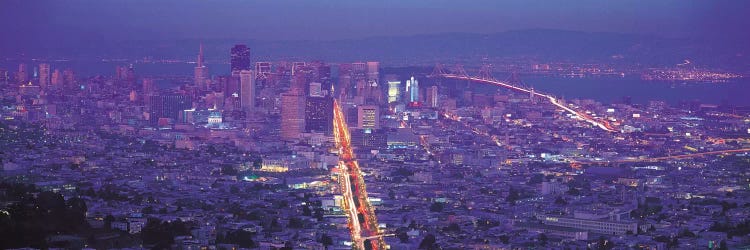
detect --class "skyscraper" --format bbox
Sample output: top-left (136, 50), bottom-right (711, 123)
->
top-left (255, 62), bottom-right (272, 80)
top-left (305, 96), bottom-right (333, 134)
top-left (427, 85), bottom-right (439, 107)
top-left (17, 63), bottom-right (28, 83)
top-left (63, 69), bottom-right (75, 88)
top-left (407, 76), bottom-right (419, 103)
top-left (51, 69), bottom-right (62, 86)
top-left (38, 63), bottom-right (50, 89)
top-left (357, 105), bottom-right (380, 129)
top-left (366, 61), bottom-right (379, 85)
top-left (231, 44), bottom-right (251, 74)
top-left (142, 78), bottom-right (156, 96)
top-left (387, 80), bottom-right (401, 103)
top-left (309, 82), bottom-right (323, 97)
top-left (291, 62), bottom-right (306, 76)
top-left (239, 70), bottom-right (255, 112)
top-left (280, 89), bottom-right (306, 140)
top-left (194, 43), bottom-right (209, 90)
top-left (149, 94), bottom-right (193, 125)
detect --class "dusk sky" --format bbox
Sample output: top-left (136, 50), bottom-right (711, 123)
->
top-left (3, 0), bottom-right (749, 42)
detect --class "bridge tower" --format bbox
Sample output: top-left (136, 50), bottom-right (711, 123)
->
top-left (452, 64), bottom-right (468, 77)
top-left (429, 63), bottom-right (446, 77)
top-left (530, 87), bottom-right (537, 104)
top-left (478, 63), bottom-right (495, 81)
top-left (507, 71), bottom-right (521, 85)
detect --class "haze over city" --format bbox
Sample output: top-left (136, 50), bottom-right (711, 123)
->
top-left (1, 1), bottom-right (749, 250)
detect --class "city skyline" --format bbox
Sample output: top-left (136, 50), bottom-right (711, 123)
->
top-left (1, 2), bottom-right (749, 250)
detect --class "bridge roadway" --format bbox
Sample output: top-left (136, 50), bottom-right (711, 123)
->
top-left (438, 74), bottom-right (618, 132)
top-left (333, 100), bottom-right (386, 250)
top-left (572, 148), bottom-right (750, 165)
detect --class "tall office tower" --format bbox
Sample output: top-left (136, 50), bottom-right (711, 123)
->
top-left (387, 80), bottom-right (401, 103)
top-left (115, 65), bottom-right (125, 80)
top-left (38, 63), bottom-right (50, 88)
top-left (280, 89), bottom-right (306, 140)
top-left (231, 44), bottom-right (251, 74)
top-left (366, 61), bottom-right (379, 85)
top-left (407, 76), bottom-right (419, 103)
top-left (426, 86), bottom-right (439, 107)
top-left (351, 62), bottom-right (366, 79)
top-left (51, 69), bottom-right (62, 86)
top-left (127, 65), bottom-right (136, 82)
top-left (338, 75), bottom-right (352, 99)
top-left (357, 105), bottom-right (380, 129)
top-left (351, 129), bottom-right (387, 149)
top-left (385, 75), bottom-right (401, 103)
top-left (225, 75), bottom-right (240, 98)
top-left (142, 78), bottom-right (156, 95)
top-left (305, 96), bottom-right (333, 134)
top-left (17, 63), bottom-right (28, 83)
top-left (194, 43), bottom-right (209, 90)
top-left (149, 94), bottom-right (193, 124)
top-left (291, 62), bottom-right (306, 76)
top-left (239, 70), bottom-right (255, 112)
top-left (309, 82), bottom-right (323, 97)
top-left (255, 62), bottom-right (272, 80)
top-left (63, 69), bottom-right (75, 88)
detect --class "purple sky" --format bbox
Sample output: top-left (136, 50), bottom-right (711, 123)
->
top-left (2, 0), bottom-right (748, 42)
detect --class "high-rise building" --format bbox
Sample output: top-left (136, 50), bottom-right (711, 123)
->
top-left (309, 82), bottom-right (323, 97)
top-left (387, 80), bottom-right (401, 103)
top-left (305, 96), bottom-right (333, 134)
top-left (231, 44), bottom-right (251, 74)
top-left (357, 105), bottom-right (380, 129)
top-left (142, 78), bottom-right (156, 95)
top-left (239, 70), bottom-right (255, 112)
top-left (17, 63), bottom-right (28, 83)
top-left (407, 76), bottom-right (419, 103)
top-left (194, 43), bottom-right (209, 90)
top-left (426, 86), bottom-right (439, 107)
top-left (149, 94), bottom-right (193, 125)
top-left (63, 69), bottom-right (75, 88)
top-left (366, 61), bottom-right (379, 85)
top-left (291, 62), bottom-right (306, 76)
top-left (351, 128), bottom-right (387, 149)
top-left (280, 89), bottom-right (306, 140)
top-left (255, 62), bottom-right (271, 80)
top-left (38, 63), bottom-right (50, 88)
top-left (51, 69), bottom-right (62, 86)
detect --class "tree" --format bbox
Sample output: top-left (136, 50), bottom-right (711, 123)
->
top-left (302, 206), bottom-right (312, 217)
top-left (445, 223), bottom-right (461, 232)
top-left (539, 233), bottom-right (548, 246)
top-left (718, 240), bottom-right (728, 250)
top-left (288, 217), bottom-right (304, 229)
top-left (554, 196), bottom-right (567, 205)
top-left (429, 202), bottom-right (444, 212)
top-left (567, 187), bottom-right (580, 196)
top-left (222, 230), bottom-right (256, 248)
top-left (418, 234), bottom-right (437, 250)
top-left (499, 235), bottom-right (510, 244)
top-left (596, 236), bottom-right (614, 250)
top-left (506, 187), bottom-right (519, 204)
top-left (318, 233), bottom-right (333, 249)
top-left (396, 231), bottom-right (409, 243)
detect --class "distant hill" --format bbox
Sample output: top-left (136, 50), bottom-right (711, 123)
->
top-left (3, 29), bottom-right (747, 69)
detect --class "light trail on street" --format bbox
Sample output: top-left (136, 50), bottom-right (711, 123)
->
top-left (333, 100), bottom-right (387, 250)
